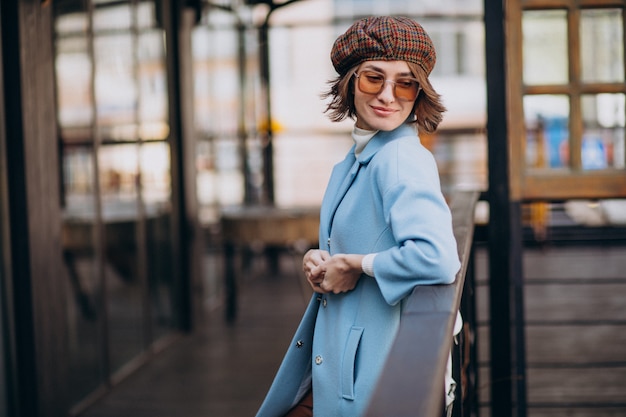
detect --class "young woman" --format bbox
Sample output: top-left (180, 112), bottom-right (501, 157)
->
top-left (256, 16), bottom-right (461, 417)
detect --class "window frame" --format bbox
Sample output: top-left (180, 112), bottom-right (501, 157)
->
top-left (507, 0), bottom-right (626, 200)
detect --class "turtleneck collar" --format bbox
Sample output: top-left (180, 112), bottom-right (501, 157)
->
top-left (352, 125), bottom-right (378, 157)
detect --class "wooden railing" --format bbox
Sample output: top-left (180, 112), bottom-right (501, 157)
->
top-left (365, 190), bottom-right (480, 417)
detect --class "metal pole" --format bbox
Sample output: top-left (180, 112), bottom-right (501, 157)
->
top-left (259, 17), bottom-right (274, 204)
top-left (484, 1), bottom-right (527, 416)
top-left (253, 0), bottom-right (304, 204)
top-left (236, 22), bottom-right (256, 205)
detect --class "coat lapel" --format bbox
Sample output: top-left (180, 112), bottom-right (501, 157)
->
top-left (321, 123), bottom-right (416, 241)
top-left (325, 156), bottom-right (362, 237)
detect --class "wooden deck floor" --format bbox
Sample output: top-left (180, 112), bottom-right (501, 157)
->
top-left (78, 242), bottom-right (626, 417)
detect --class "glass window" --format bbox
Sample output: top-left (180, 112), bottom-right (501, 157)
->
top-left (192, 26), bottom-right (240, 136)
top-left (524, 95), bottom-right (570, 169)
top-left (192, 19), bottom-right (251, 219)
top-left (581, 94), bottom-right (625, 170)
top-left (581, 9), bottom-right (624, 83)
top-left (55, 9), bottom-right (88, 34)
top-left (93, 2), bottom-right (132, 31)
top-left (94, 33), bottom-right (138, 141)
top-left (334, 0), bottom-right (483, 16)
top-left (523, 10), bottom-right (569, 85)
top-left (56, 37), bottom-right (93, 143)
top-left (514, 2), bottom-right (626, 198)
top-left (136, 0), bottom-right (158, 29)
top-left (138, 31), bottom-right (169, 140)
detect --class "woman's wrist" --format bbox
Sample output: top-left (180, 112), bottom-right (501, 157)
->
top-left (361, 253), bottom-right (376, 276)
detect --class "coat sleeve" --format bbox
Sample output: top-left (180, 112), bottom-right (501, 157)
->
top-left (370, 141), bottom-right (460, 306)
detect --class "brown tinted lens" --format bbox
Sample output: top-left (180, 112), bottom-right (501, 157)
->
top-left (394, 78), bottom-right (419, 101)
top-left (358, 72), bottom-right (385, 94)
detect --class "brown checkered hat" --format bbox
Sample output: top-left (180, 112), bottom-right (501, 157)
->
top-left (331, 16), bottom-right (436, 76)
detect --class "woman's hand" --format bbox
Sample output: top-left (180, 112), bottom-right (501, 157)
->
top-left (303, 249), bottom-right (330, 291)
top-left (306, 253), bottom-right (365, 294)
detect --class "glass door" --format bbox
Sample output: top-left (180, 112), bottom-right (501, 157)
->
top-left (54, 0), bottom-right (177, 409)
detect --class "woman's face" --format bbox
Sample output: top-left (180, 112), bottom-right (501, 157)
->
top-left (353, 60), bottom-right (417, 131)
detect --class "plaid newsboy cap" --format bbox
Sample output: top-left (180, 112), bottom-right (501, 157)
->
top-left (331, 16), bottom-right (436, 76)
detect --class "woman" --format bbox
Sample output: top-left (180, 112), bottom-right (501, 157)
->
top-left (256, 16), bottom-right (461, 417)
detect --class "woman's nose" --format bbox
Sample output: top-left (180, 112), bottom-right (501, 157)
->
top-left (377, 81), bottom-right (395, 102)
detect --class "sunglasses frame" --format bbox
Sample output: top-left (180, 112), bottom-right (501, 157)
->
top-left (353, 70), bottom-right (421, 101)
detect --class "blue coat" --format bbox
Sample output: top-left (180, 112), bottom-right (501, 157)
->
top-left (256, 124), bottom-right (460, 417)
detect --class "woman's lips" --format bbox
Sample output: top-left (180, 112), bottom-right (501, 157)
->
top-left (371, 106), bottom-right (396, 116)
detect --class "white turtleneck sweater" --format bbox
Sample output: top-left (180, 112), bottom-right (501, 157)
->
top-left (352, 126), bottom-right (377, 158)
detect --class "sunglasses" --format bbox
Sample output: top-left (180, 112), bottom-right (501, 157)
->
top-left (354, 71), bottom-right (421, 101)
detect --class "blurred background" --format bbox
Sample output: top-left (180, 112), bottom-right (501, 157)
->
top-left (54, 2), bottom-right (488, 407)
top-left (1, 0), bottom-right (625, 416)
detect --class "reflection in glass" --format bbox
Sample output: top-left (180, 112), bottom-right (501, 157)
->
top-left (55, 9), bottom-right (88, 35)
top-left (136, 1), bottom-right (157, 29)
top-left (62, 147), bottom-right (104, 405)
top-left (56, 37), bottom-right (93, 143)
top-left (140, 143), bottom-right (175, 340)
top-left (55, 2), bottom-right (105, 406)
top-left (93, 1), bottom-right (132, 31)
top-left (196, 138), bottom-right (245, 224)
top-left (94, 34), bottom-right (137, 141)
top-left (99, 144), bottom-right (143, 374)
top-left (581, 9), bottom-right (624, 83)
top-left (192, 26), bottom-right (240, 135)
top-left (55, 0), bottom-right (175, 406)
top-left (523, 10), bottom-right (568, 85)
top-left (140, 143), bottom-right (171, 205)
top-left (138, 31), bottom-right (169, 140)
top-left (581, 94), bottom-right (625, 170)
top-left (192, 18), bottom-right (255, 218)
top-left (524, 95), bottom-right (570, 169)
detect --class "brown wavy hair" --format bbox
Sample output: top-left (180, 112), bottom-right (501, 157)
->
top-left (321, 61), bottom-right (446, 134)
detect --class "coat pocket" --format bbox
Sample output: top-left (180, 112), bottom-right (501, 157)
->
top-left (341, 326), bottom-right (364, 400)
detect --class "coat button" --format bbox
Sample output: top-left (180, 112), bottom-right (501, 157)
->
top-left (322, 299), bottom-right (327, 307)
top-left (315, 355), bottom-right (323, 365)
top-left (296, 340), bottom-right (303, 348)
